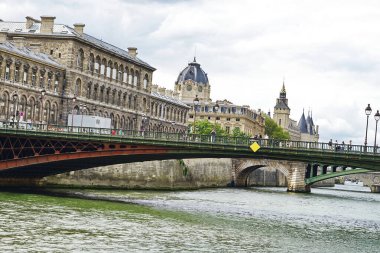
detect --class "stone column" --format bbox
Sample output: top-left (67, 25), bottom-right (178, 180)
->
top-left (287, 162), bottom-right (310, 193)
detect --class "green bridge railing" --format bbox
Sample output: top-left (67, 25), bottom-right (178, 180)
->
top-left (0, 120), bottom-right (379, 156)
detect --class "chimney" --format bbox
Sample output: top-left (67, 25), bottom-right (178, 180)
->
top-left (25, 16), bottom-right (39, 29)
top-left (73, 23), bottom-right (85, 35)
top-left (13, 37), bottom-right (25, 48)
top-left (40, 16), bottom-right (56, 34)
top-left (158, 87), bottom-right (166, 95)
top-left (0, 32), bottom-right (7, 43)
top-left (165, 89), bottom-right (173, 97)
top-left (127, 47), bottom-right (138, 57)
top-left (151, 84), bottom-right (158, 93)
top-left (29, 43), bottom-right (41, 53)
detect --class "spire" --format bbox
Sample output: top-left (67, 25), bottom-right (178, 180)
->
top-left (193, 56), bottom-right (196, 62)
top-left (280, 81), bottom-right (286, 99)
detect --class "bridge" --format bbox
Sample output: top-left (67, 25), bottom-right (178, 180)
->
top-left (0, 122), bottom-right (379, 192)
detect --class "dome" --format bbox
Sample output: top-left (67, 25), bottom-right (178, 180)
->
top-left (176, 57), bottom-right (209, 85)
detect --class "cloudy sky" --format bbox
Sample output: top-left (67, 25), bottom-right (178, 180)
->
top-left (1, 0), bottom-right (379, 143)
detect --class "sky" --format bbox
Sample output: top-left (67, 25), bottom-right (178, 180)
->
top-left (0, 0), bottom-right (379, 143)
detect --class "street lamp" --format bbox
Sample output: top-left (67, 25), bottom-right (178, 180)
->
top-left (364, 104), bottom-right (372, 149)
top-left (374, 110), bottom-right (380, 152)
top-left (71, 95), bottom-right (76, 131)
top-left (40, 88), bottom-right (46, 127)
top-left (193, 95), bottom-right (199, 133)
top-left (80, 104), bottom-right (87, 130)
top-left (213, 102), bottom-right (219, 125)
top-left (12, 92), bottom-right (18, 128)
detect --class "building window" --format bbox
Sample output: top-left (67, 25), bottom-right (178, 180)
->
top-left (236, 118), bottom-right (240, 121)
top-left (279, 119), bottom-right (281, 126)
top-left (5, 66), bottom-right (10, 80)
top-left (208, 116), bottom-right (211, 120)
top-left (189, 115), bottom-right (194, 119)
top-left (226, 126), bottom-right (230, 134)
top-left (23, 71), bottom-right (28, 85)
top-left (31, 73), bottom-right (36, 86)
top-left (216, 117), bottom-right (220, 120)
top-left (14, 67), bottom-right (20, 82)
top-left (227, 118), bottom-right (231, 121)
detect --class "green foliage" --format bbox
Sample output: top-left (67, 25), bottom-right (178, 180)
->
top-left (193, 120), bottom-right (227, 136)
top-left (232, 127), bottom-right (250, 138)
top-left (264, 115), bottom-right (290, 140)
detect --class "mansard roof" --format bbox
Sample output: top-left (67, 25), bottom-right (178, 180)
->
top-left (0, 20), bottom-right (155, 71)
top-left (151, 91), bottom-right (189, 108)
top-left (0, 41), bottom-right (62, 68)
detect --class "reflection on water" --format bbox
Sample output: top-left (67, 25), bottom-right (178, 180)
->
top-left (0, 186), bottom-right (379, 252)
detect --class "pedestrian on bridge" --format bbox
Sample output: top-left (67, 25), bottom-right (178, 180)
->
top-left (211, 128), bottom-right (216, 143)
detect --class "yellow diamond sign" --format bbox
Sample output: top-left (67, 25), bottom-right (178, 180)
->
top-left (250, 142), bottom-right (261, 152)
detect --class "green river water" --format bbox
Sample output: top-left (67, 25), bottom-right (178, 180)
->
top-left (0, 186), bottom-right (379, 252)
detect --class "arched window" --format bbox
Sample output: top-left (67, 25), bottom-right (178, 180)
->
top-left (113, 63), bottom-right (118, 80)
top-left (89, 53), bottom-right (95, 72)
top-left (23, 63), bottom-right (30, 85)
top-left (143, 74), bottom-right (148, 89)
top-left (95, 56), bottom-right (101, 73)
top-left (39, 68), bottom-right (46, 88)
top-left (123, 67), bottom-right (128, 83)
top-left (75, 78), bottom-right (81, 96)
top-left (106, 60), bottom-right (112, 78)
top-left (118, 64), bottom-right (124, 82)
top-left (31, 66), bottom-right (38, 86)
top-left (54, 72), bottom-right (60, 93)
top-left (14, 60), bottom-right (21, 83)
top-left (101, 58), bottom-right (106, 75)
top-left (87, 82), bottom-right (92, 99)
top-left (5, 58), bottom-right (12, 80)
top-left (93, 84), bottom-right (98, 100)
top-left (76, 49), bottom-right (84, 70)
top-left (133, 71), bottom-right (139, 86)
top-left (128, 69), bottom-right (133, 85)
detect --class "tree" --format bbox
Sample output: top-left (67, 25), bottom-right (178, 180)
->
top-left (192, 120), bottom-right (226, 135)
top-left (232, 127), bottom-right (250, 138)
top-left (264, 115), bottom-right (290, 140)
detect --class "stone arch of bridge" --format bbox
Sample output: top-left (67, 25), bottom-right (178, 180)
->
top-left (234, 159), bottom-right (291, 187)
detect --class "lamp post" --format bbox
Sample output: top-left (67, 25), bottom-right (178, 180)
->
top-left (213, 102), bottom-right (219, 125)
top-left (71, 95), bottom-right (76, 131)
top-left (374, 110), bottom-right (380, 153)
top-left (80, 104), bottom-right (87, 130)
top-left (364, 104), bottom-right (372, 150)
top-left (141, 114), bottom-right (147, 136)
top-left (12, 92), bottom-right (18, 128)
top-left (193, 95), bottom-right (199, 133)
top-left (40, 88), bottom-right (46, 128)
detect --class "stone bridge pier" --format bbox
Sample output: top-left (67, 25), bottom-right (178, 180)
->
top-left (232, 159), bottom-right (310, 193)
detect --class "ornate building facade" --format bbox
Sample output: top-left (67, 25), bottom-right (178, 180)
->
top-left (174, 58), bottom-right (265, 136)
top-left (0, 16), bottom-right (188, 132)
top-left (273, 83), bottom-right (319, 142)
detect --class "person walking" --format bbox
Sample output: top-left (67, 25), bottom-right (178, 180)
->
top-left (211, 128), bottom-right (216, 143)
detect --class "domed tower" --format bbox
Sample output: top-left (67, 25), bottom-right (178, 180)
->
top-left (174, 57), bottom-right (211, 104)
top-left (273, 82), bottom-right (291, 128)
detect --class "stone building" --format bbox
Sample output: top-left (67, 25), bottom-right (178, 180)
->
top-left (174, 58), bottom-right (265, 136)
top-left (0, 16), bottom-right (188, 132)
top-left (273, 83), bottom-right (319, 142)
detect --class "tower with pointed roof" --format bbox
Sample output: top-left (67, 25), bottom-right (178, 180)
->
top-left (273, 82), bottom-right (319, 141)
top-left (273, 82), bottom-right (291, 130)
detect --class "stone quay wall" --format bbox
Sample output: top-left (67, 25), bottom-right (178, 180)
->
top-left (42, 158), bottom-right (334, 189)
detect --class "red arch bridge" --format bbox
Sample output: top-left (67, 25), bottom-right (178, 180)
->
top-left (0, 124), bottom-right (378, 192)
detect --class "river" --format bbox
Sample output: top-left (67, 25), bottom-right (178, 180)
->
top-left (0, 186), bottom-right (379, 252)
